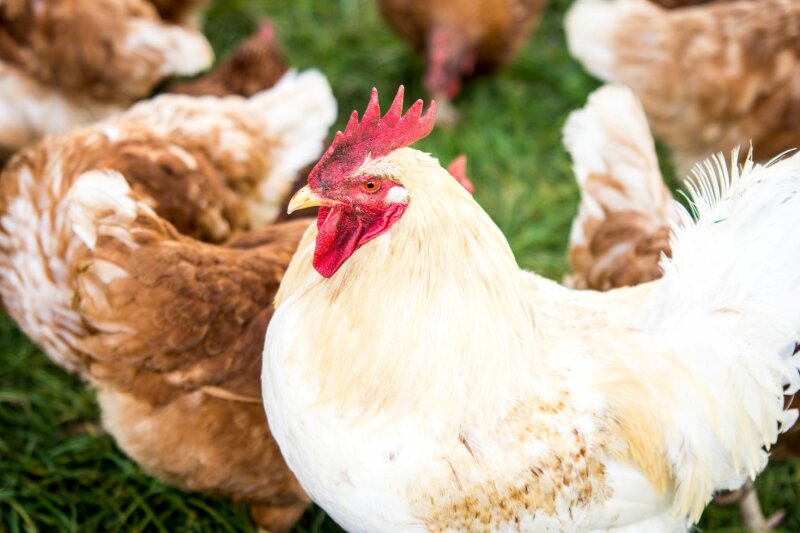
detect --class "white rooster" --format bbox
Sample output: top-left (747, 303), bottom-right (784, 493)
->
top-left (261, 88), bottom-right (800, 532)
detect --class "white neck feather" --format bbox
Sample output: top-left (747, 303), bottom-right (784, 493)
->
top-left (276, 149), bottom-right (538, 426)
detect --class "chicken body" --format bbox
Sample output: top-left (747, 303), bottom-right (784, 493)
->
top-left (566, 0), bottom-right (800, 175)
top-left (0, 0), bottom-right (213, 154)
top-left (262, 94), bottom-right (800, 531)
top-left (0, 70), bottom-right (335, 530)
top-left (377, 0), bottom-right (545, 122)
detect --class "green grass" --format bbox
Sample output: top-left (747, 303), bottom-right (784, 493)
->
top-left (0, 0), bottom-right (798, 531)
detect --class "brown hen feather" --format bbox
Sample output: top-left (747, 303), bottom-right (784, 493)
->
top-left (68, 172), bottom-right (311, 530)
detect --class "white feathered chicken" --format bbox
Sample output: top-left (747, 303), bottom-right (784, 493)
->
top-left (261, 88), bottom-right (800, 532)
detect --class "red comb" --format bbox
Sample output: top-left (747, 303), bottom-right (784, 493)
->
top-left (308, 86), bottom-right (437, 188)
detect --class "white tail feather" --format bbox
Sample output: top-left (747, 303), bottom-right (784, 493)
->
top-left (645, 150), bottom-right (800, 521)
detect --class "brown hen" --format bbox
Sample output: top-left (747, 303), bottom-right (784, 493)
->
top-left (0, 0), bottom-right (212, 155)
top-left (567, 0), bottom-right (800, 176)
top-left (0, 70), bottom-right (335, 531)
top-left (377, 0), bottom-right (546, 123)
top-left (67, 173), bottom-right (311, 531)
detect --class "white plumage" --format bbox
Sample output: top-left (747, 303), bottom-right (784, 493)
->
top-left (263, 135), bottom-right (800, 530)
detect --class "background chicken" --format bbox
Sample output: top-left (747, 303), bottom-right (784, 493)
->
top-left (564, 83), bottom-right (797, 531)
top-left (0, 67), bottom-right (334, 370)
top-left (0, 67), bottom-right (335, 531)
top-left (146, 0), bottom-right (209, 28)
top-left (563, 85), bottom-right (674, 291)
top-left (0, 0), bottom-right (213, 157)
top-left (167, 19), bottom-right (288, 98)
top-left (262, 88), bottom-right (800, 532)
top-left (376, 0), bottom-right (546, 124)
top-left (566, 0), bottom-right (800, 176)
top-left (66, 173), bottom-right (311, 532)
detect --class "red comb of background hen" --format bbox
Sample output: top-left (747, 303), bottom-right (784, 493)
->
top-left (308, 86), bottom-right (437, 188)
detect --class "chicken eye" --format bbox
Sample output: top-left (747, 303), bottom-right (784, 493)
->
top-left (362, 180), bottom-right (381, 193)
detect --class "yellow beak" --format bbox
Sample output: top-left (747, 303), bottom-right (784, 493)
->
top-left (287, 185), bottom-right (333, 214)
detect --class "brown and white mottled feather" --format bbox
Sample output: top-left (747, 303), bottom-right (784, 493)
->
top-left (0, 0), bottom-right (212, 155)
top-left (564, 85), bottom-right (676, 291)
top-left (567, 0), bottom-right (800, 175)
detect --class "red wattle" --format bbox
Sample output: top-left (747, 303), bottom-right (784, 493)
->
top-left (313, 203), bottom-right (407, 278)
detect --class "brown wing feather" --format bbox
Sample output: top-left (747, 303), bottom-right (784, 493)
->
top-left (75, 215), bottom-right (310, 404)
top-left (70, 191), bottom-right (312, 528)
